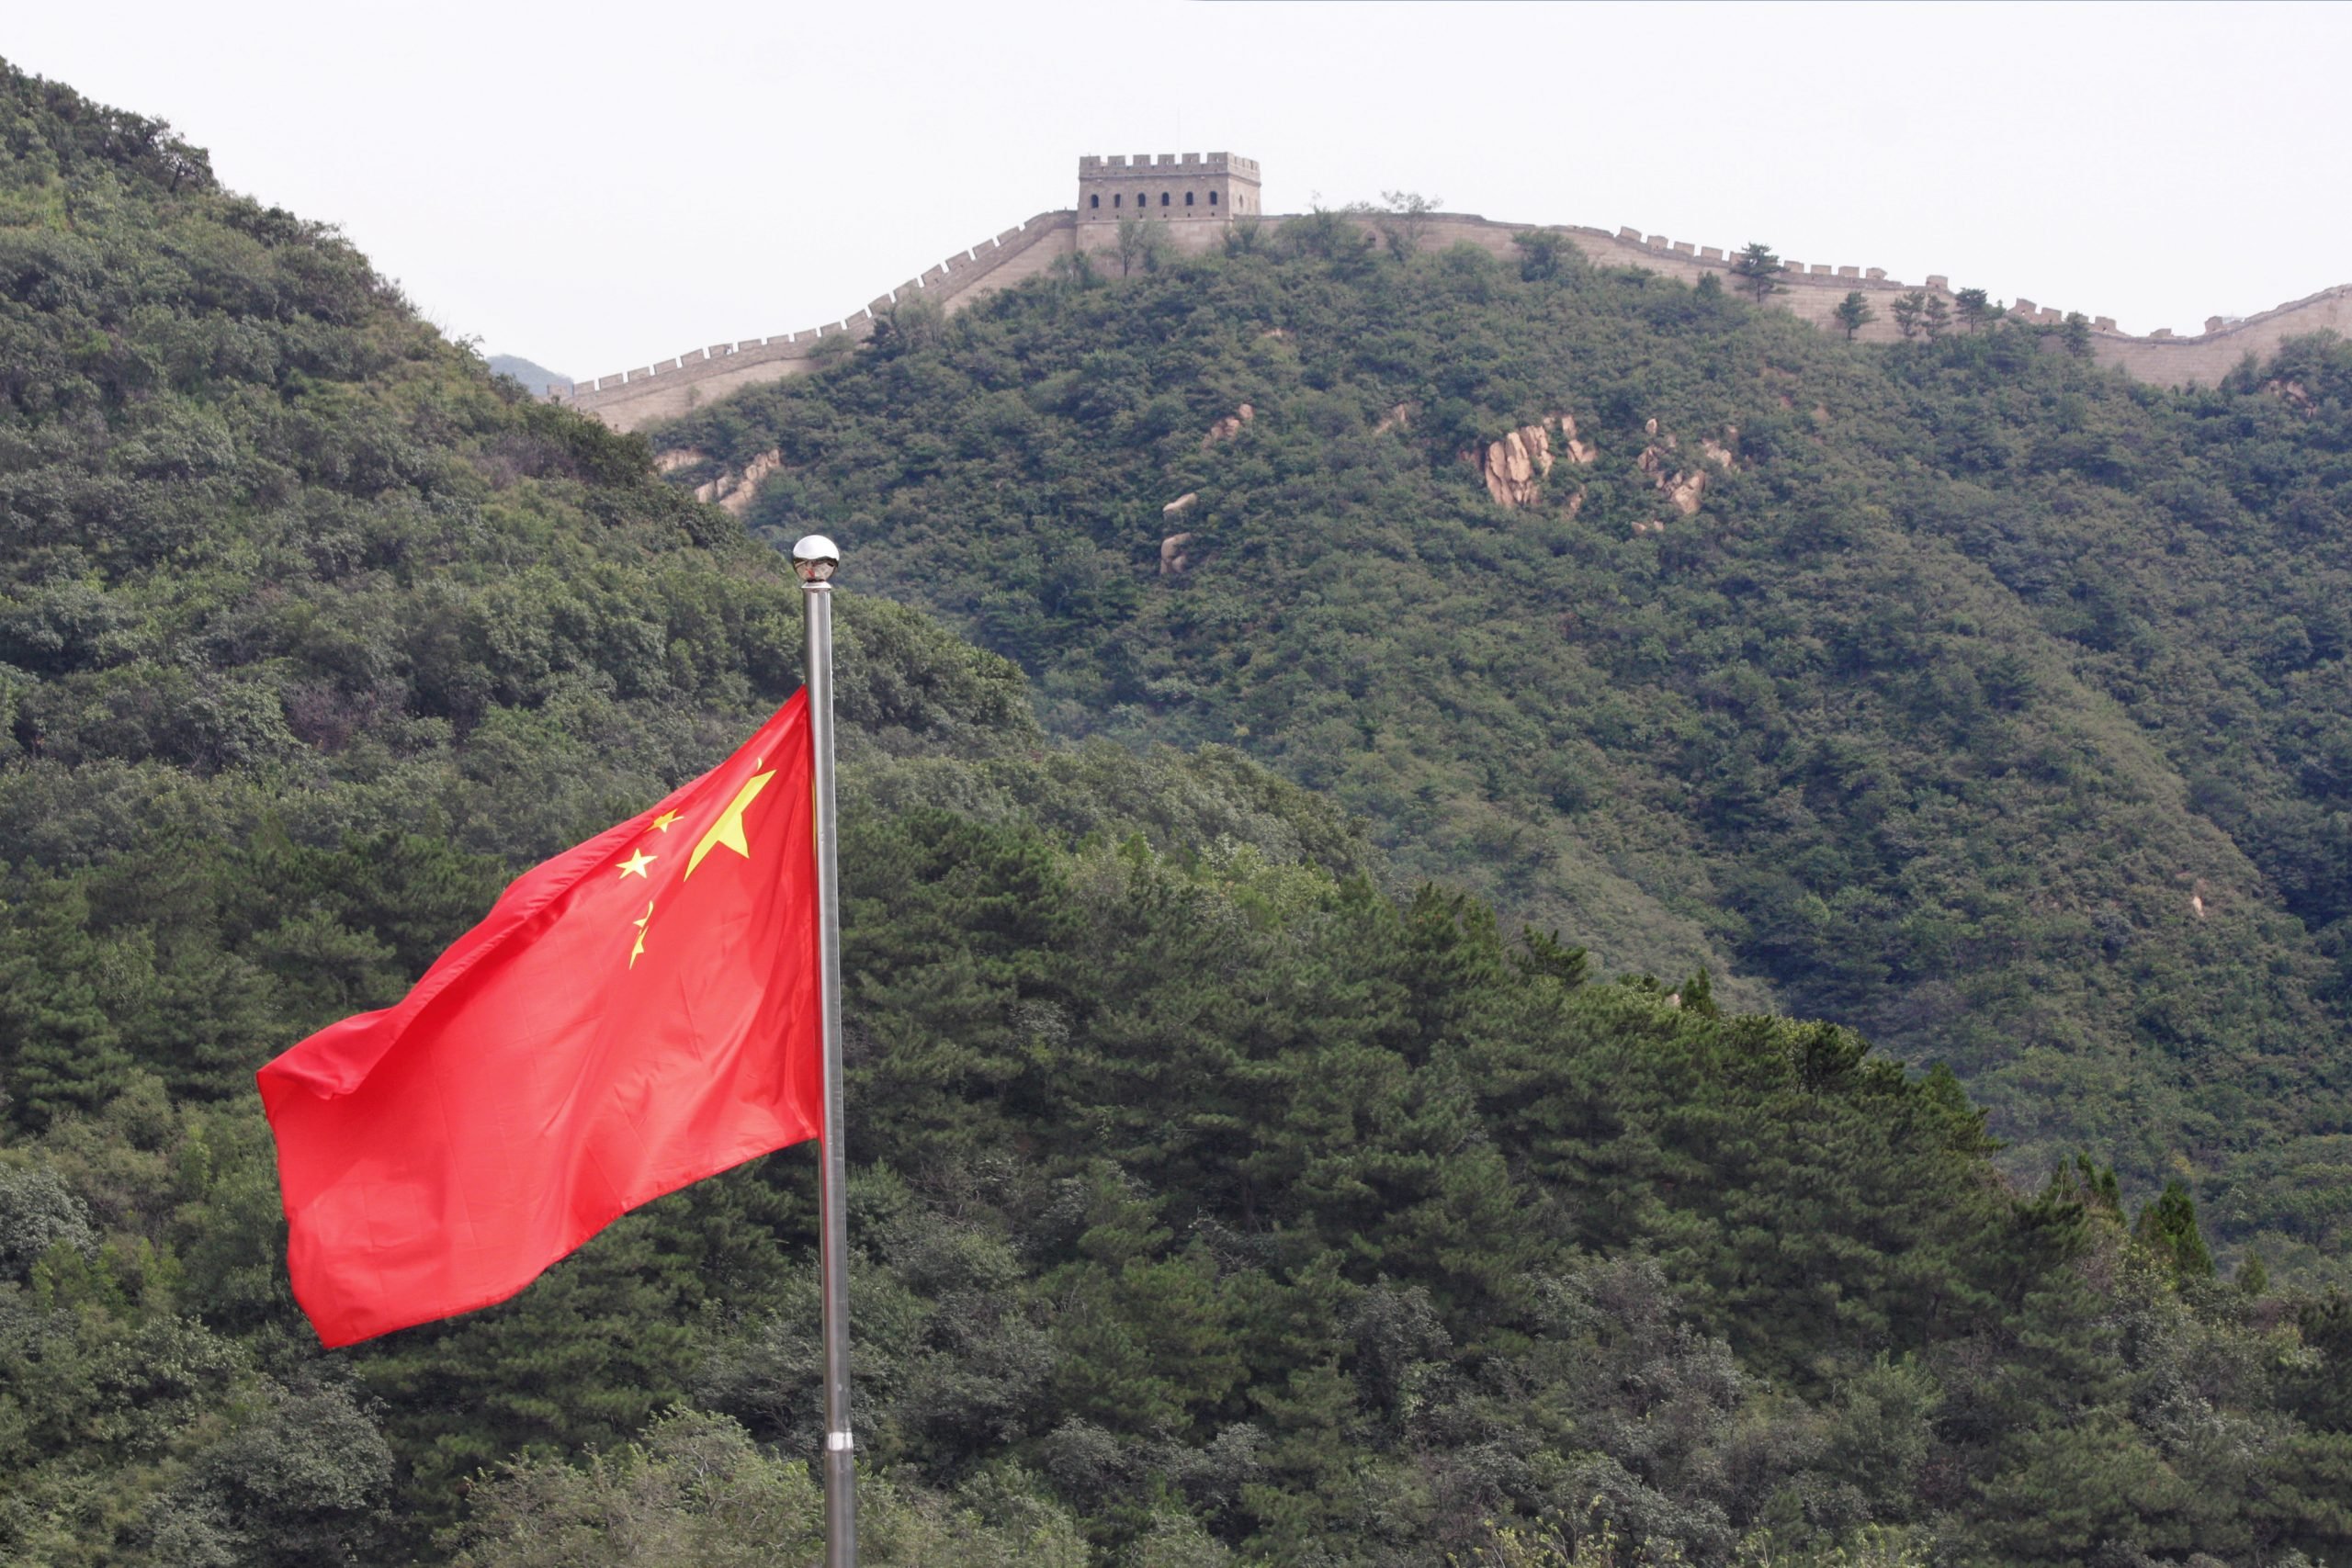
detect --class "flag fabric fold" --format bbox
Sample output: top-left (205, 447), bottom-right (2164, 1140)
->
top-left (258, 692), bottom-right (822, 1348)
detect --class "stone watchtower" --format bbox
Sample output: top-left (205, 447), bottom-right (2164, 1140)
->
top-left (1078, 152), bottom-right (1261, 233)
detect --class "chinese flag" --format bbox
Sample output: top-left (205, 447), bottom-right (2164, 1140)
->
top-left (258, 692), bottom-right (822, 1348)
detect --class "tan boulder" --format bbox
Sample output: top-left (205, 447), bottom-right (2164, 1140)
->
top-left (1163, 492), bottom-right (1198, 516)
top-left (1482, 423), bottom-right (1555, 508)
top-left (2267, 378), bottom-right (2315, 412)
top-left (1201, 403), bottom-right (1259, 448)
top-left (1160, 532), bottom-right (1194, 575)
top-left (1552, 412), bottom-right (1598, 465)
top-left (1634, 427), bottom-right (1710, 517)
top-left (1566, 438), bottom-right (1597, 464)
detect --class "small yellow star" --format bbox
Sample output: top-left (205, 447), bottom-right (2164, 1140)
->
top-left (629, 900), bottom-right (653, 968)
top-left (617, 849), bottom-right (657, 879)
top-left (649, 810), bottom-right (682, 833)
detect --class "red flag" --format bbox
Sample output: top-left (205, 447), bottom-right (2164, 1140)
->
top-left (258, 693), bottom-right (822, 1348)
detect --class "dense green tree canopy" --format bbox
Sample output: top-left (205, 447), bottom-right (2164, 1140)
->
top-left (655, 209), bottom-right (2352, 1276)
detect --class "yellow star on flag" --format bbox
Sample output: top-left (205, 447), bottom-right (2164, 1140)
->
top-left (617, 850), bottom-right (657, 880)
top-left (628, 900), bottom-right (654, 968)
top-left (648, 811), bottom-right (682, 833)
top-left (686, 769), bottom-right (775, 878)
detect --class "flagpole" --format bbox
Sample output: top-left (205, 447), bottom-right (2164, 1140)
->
top-left (793, 535), bottom-right (856, 1568)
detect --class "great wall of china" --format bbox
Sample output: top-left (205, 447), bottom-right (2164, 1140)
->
top-left (549, 154), bottom-right (2352, 433)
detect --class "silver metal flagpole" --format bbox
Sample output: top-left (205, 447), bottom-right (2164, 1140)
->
top-left (792, 535), bottom-right (856, 1568)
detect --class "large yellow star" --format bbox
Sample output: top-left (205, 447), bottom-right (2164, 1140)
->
top-left (685, 769), bottom-right (775, 878)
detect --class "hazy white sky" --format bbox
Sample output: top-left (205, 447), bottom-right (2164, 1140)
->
top-left (9, 2), bottom-right (2347, 378)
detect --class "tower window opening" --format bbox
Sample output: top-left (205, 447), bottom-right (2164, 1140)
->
top-left (1208, 190), bottom-right (1218, 207)
top-left (1091, 194), bottom-right (1100, 209)
top-left (1185, 191), bottom-right (1194, 207)
top-left (1160, 192), bottom-right (1170, 207)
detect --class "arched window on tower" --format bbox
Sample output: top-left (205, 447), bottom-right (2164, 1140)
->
top-left (1113, 194), bottom-right (1121, 208)
top-left (1160, 192), bottom-right (1170, 207)
top-left (1185, 191), bottom-right (1194, 207)
top-left (1091, 194), bottom-right (1100, 209)
top-left (1208, 190), bottom-right (1218, 207)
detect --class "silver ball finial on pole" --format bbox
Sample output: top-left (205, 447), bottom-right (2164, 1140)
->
top-left (793, 535), bottom-right (840, 584)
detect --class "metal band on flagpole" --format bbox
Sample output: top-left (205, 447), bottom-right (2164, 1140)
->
top-left (793, 536), bottom-right (856, 1568)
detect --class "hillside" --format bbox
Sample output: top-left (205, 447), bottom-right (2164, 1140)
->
top-left (7, 61), bottom-right (2352, 1568)
top-left (650, 220), bottom-right (2352, 1269)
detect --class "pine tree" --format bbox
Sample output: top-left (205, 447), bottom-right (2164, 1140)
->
top-left (1730, 243), bottom-right (1785, 302)
top-left (2132, 1178), bottom-right (2215, 1280)
top-left (1836, 290), bottom-right (1875, 340)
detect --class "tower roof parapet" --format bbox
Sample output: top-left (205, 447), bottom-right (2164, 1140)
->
top-left (1080, 152), bottom-right (1260, 177)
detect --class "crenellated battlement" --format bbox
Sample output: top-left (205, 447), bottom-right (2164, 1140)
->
top-left (1548, 223), bottom-right (2349, 372)
top-left (551, 210), bottom-right (1079, 428)
top-left (550, 153), bottom-right (2351, 433)
top-left (1077, 150), bottom-right (1261, 224)
top-left (1079, 152), bottom-right (1261, 176)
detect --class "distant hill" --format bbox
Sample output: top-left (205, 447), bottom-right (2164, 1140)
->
top-left (650, 218), bottom-right (2352, 1273)
top-left (487, 351), bottom-right (570, 396)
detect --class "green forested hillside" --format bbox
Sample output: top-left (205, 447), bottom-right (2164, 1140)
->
top-left (7, 61), bottom-right (2352, 1568)
top-left (654, 219), bottom-right (2352, 1267)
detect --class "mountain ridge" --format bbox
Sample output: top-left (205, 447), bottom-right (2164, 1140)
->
top-left (643, 220), bottom-right (2352, 1267)
top-left (552, 190), bottom-right (2352, 431)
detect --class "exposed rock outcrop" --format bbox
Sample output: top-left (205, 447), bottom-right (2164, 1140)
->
top-left (1555, 412), bottom-right (1597, 466)
top-left (1483, 424), bottom-right (1554, 508)
top-left (1374, 401), bottom-right (1418, 435)
top-left (2266, 378), bottom-right (2315, 412)
top-left (693, 447), bottom-right (784, 516)
top-left (1163, 492), bottom-right (1198, 516)
top-left (654, 447), bottom-right (708, 475)
top-left (1160, 532), bottom-right (1194, 575)
top-left (1201, 403), bottom-right (1256, 448)
top-left (1636, 422), bottom-right (1735, 518)
top-left (1479, 412), bottom-right (1595, 509)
